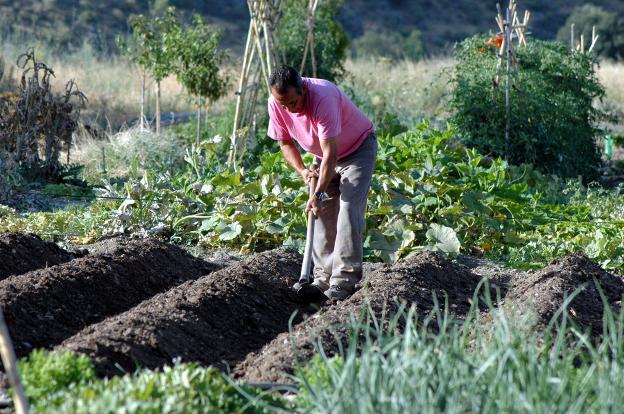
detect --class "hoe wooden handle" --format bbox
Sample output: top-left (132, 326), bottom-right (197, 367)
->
top-left (300, 173), bottom-right (318, 281)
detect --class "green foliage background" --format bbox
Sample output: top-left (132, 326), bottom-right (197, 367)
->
top-left (276, 0), bottom-right (350, 82)
top-left (352, 29), bottom-right (424, 61)
top-left (451, 36), bottom-right (606, 181)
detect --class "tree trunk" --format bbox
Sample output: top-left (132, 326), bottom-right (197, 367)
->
top-left (140, 72), bottom-right (146, 131)
top-left (156, 80), bottom-right (161, 134)
top-left (196, 104), bottom-right (201, 148)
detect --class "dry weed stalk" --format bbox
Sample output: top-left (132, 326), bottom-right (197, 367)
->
top-left (0, 48), bottom-right (87, 178)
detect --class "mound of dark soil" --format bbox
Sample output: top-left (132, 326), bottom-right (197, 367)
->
top-left (0, 232), bottom-right (78, 280)
top-left (233, 251), bottom-right (485, 383)
top-left (0, 237), bottom-right (216, 356)
top-left (58, 249), bottom-right (305, 377)
top-left (504, 252), bottom-right (624, 334)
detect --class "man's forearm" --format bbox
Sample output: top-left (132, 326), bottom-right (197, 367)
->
top-left (316, 138), bottom-right (338, 193)
top-left (279, 140), bottom-right (306, 174)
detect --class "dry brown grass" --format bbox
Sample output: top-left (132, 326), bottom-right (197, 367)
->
top-left (344, 57), bottom-right (455, 123)
top-left (2, 40), bottom-right (622, 135)
top-left (598, 61), bottom-right (624, 108)
top-left (597, 61), bottom-right (624, 134)
top-left (45, 55), bottom-right (194, 128)
top-left (1, 44), bottom-right (237, 131)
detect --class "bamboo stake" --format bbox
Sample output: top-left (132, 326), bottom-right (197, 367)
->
top-left (140, 72), bottom-right (145, 131)
top-left (230, 0), bottom-right (283, 168)
top-left (300, 0), bottom-right (313, 75)
top-left (0, 309), bottom-right (29, 414)
top-left (300, 32), bottom-right (311, 74)
top-left (263, 21), bottom-right (273, 70)
top-left (571, 23), bottom-right (575, 50)
top-left (588, 26), bottom-right (599, 53)
top-left (504, 4), bottom-right (512, 158)
top-left (310, 0), bottom-right (319, 77)
top-left (243, 61), bottom-right (262, 132)
top-left (251, 17), bottom-right (270, 91)
top-left (496, 16), bottom-right (504, 32)
top-left (230, 18), bottom-right (255, 166)
top-left (232, 20), bottom-right (255, 123)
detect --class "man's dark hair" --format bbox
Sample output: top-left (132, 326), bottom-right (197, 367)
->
top-left (269, 65), bottom-right (303, 95)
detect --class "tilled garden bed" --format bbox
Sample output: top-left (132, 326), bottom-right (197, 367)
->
top-left (2, 232), bottom-right (623, 386)
top-left (58, 248), bottom-right (306, 376)
top-left (233, 251), bottom-right (485, 383)
top-left (503, 252), bottom-right (624, 334)
top-left (0, 236), bottom-right (217, 356)
top-left (0, 233), bottom-right (80, 281)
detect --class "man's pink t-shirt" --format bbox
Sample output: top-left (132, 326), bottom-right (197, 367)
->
top-left (267, 78), bottom-right (374, 160)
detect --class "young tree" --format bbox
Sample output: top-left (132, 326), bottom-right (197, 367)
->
top-left (276, 0), bottom-right (349, 82)
top-left (171, 16), bottom-right (229, 146)
top-left (121, 7), bottom-right (180, 134)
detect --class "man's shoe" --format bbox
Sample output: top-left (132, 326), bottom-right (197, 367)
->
top-left (294, 281), bottom-right (328, 302)
top-left (324, 286), bottom-right (352, 301)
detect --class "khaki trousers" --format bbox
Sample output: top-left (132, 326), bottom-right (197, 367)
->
top-left (312, 132), bottom-right (378, 291)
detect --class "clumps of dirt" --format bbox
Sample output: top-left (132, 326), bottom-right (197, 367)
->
top-left (58, 248), bottom-right (306, 377)
top-left (0, 232), bottom-right (80, 280)
top-left (233, 251), bottom-right (485, 383)
top-left (0, 237), bottom-right (217, 356)
top-left (503, 252), bottom-right (624, 335)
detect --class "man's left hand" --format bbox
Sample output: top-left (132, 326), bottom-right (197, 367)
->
top-left (305, 194), bottom-right (321, 218)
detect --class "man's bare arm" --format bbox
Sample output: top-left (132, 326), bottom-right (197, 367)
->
top-left (316, 138), bottom-right (338, 193)
top-left (279, 139), bottom-right (307, 176)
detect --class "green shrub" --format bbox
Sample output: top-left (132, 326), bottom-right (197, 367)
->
top-left (450, 36), bottom-right (606, 181)
top-left (276, 0), bottom-right (350, 82)
top-left (352, 29), bottom-right (424, 61)
top-left (30, 362), bottom-right (286, 414)
top-left (19, 350), bottom-right (96, 402)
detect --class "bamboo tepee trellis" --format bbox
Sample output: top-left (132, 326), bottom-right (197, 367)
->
top-left (229, 0), bottom-right (321, 168)
top-left (569, 23), bottom-right (599, 54)
top-left (493, 0), bottom-right (530, 157)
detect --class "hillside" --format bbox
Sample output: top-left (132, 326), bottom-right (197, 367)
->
top-left (0, 0), bottom-right (623, 55)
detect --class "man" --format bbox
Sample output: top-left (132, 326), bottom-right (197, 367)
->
top-left (267, 65), bottom-right (377, 300)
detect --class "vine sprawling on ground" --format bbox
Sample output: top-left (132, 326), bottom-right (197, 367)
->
top-left (451, 36), bottom-right (607, 181)
top-left (2, 115), bottom-right (622, 272)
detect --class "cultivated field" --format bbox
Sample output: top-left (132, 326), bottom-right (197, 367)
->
top-left (2, 28), bottom-right (624, 412)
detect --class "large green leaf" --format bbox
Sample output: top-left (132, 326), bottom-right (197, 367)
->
top-left (365, 229), bottom-right (401, 263)
top-left (199, 216), bottom-right (219, 231)
top-left (265, 217), bottom-right (290, 235)
top-left (219, 223), bottom-right (242, 241)
top-left (425, 224), bottom-right (461, 254)
top-left (462, 191), bottom-right (490, 214)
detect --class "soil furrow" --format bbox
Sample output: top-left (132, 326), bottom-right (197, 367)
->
top-left (0, 237), bottom-right (217, 356)
top-left (233, 251), bottom-right (484, 383)
top-left (58, 248), bottom-right (305, 376)
top-left (504, 252), bottom-right (624, 334)
top-left (0, 232), bottom-right (79, 280)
